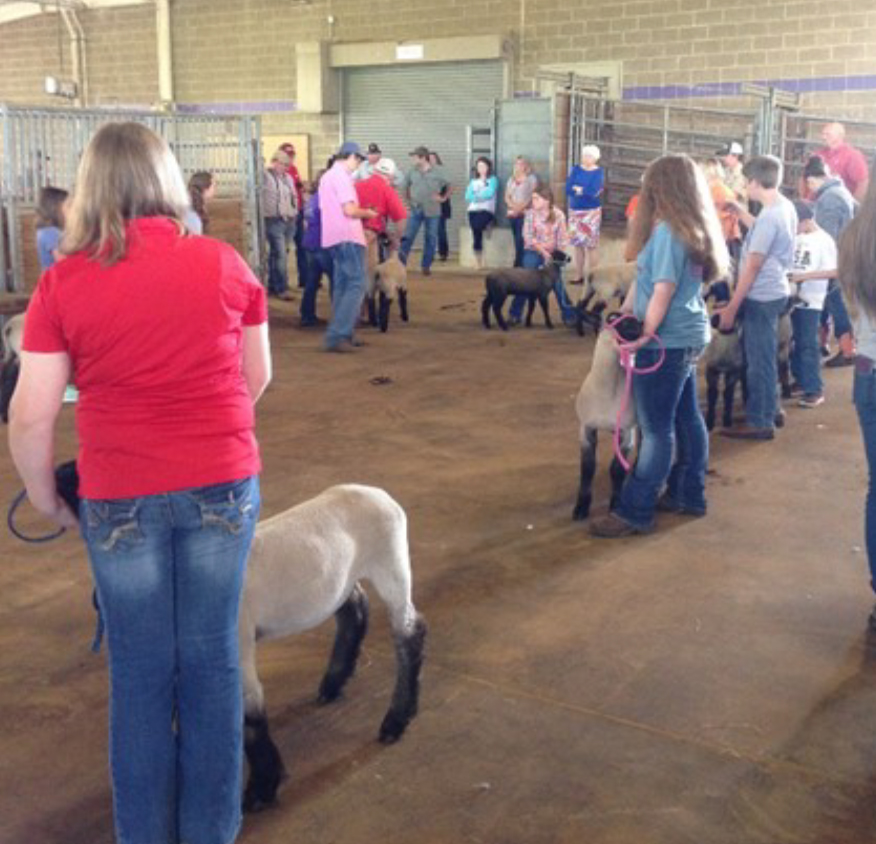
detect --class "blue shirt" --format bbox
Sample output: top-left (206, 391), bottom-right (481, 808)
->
top-left (36, 226), bottom-right (62, 270)
top-left (741, 194), bottom-right (796, 302)
top-left (634, 221), bottom-right (710, 349)
top-left (565, 166), bottom-right (603, 211)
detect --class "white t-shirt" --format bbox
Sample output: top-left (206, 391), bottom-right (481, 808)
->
top-left (790, 228), bottom-right (836, 310)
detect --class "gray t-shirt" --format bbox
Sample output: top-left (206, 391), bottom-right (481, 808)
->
top-left (403, 166), bottom-right (450, 217)
top-left (741, 194), bottom-right (797, 302)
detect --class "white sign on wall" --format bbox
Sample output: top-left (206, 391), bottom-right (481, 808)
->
top-left (396, 44), bottom-right (424, 61)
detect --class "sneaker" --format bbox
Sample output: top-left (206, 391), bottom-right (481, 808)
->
top-left (798, 393), bottom-right (825, 408)
top-left (788, 382), bottom-right (804, 396)
top-left (825, 352), bottom-right (854, 368)
top-left (589, 512), bottom-right (652, 538)
top-left (325, 340), bottom-right (355, 353)
top-left (655, 494), bottom-right (706, 518)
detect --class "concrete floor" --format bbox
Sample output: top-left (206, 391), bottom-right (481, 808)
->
top-left (2, 269), bottom-right (876, 844)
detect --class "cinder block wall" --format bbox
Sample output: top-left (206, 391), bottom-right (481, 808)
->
top-left (2, 0), bottom-right (876, 176)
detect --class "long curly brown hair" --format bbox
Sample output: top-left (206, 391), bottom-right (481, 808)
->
top-left (839, 176), bottom-right (876, 320)
top-left (627, 154), bottom-right (730, 282)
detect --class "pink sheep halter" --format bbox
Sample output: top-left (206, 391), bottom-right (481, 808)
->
top-left (604, 314), bottom-right (666, 472)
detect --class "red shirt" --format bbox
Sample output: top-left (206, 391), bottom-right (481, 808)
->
top-left (355, 175), bottom-right (407, 234)
top-left (814, 143), bottom-right (869, 197)
top-left (285, 163), bottom-right (304, 213)
top-left (23, 217), bottom-right (267, 500)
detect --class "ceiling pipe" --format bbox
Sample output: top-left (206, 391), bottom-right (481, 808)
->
top-left (156, 0), bottom-right (173, 106)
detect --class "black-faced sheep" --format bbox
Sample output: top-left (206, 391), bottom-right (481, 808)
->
top-left (0, 314), bottom-right (24, 424)
top-left (40, 465), bottom-right (426, 815)
top-left (703, 281), bottom-right (744, 431)
top-left (481, 250), bottom-right (569, 331)
top-left (366, 250), bottom-right (409, 333)
top-left (575, 263), bottom-right (636, 336)
top-left (239, 484), bottom-right (426, 811)
top-left (572, 320), bottom-right (638, 520)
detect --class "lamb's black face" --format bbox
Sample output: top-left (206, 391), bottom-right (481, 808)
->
top-left (56, 461), bottom-right (81, 521)
top-left (550, 250), bottom-right (572, 267)
top-left (0, 357), bottom-right (20, 424)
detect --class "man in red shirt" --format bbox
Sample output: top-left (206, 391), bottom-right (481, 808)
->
top-left (279, 142), bottom-right (307, 286)
top-left (814, 122), bottom-right (870, 201)
top-left (355, 157), bottom-right (407, 272)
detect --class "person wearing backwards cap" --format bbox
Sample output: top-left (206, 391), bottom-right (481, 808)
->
top-left (399, 145), bottom-right (450, 276)
top-left (319, 141), bottom-right (379, 352)
top-left (718, 141), bottom-right (747, 203)
top-left (355, 157), bottom-right (408, 272)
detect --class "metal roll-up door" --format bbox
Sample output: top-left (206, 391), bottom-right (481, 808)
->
top-left (343, 61), bottom-right (505, 252)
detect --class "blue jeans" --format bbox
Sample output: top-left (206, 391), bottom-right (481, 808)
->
top-left (300, 248), bottom-right (333, 323)
top-left (509, 216), bottom-right (525, 268)
top-left (265, 216), bottom-right (295, 295)
top-left (326, 241), bottom-right (367, 348)
top-left (399, 209), bottom-right (439, 270)
top-left (509, 250), bottom-right (576, 324)
top-left (616, 347), bottom-right (708, 530)
top-left (742, 297), bottom-right (787, 429)
top-left (82, 477), bottom-right (260, 844)
top-left (821, 283), bottom-right (853, 339)
top-left (293, 212), bottom-right (307, 287)
top-left (790, 307), bottom-right (823, 395)
top-left (437, 215), bottom-right (449, 259)
top-left (855, 367), bottom-right (876, 594)
top-left (468, 210), bottom-right (494, 253)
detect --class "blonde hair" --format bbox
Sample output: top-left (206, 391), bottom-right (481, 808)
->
top-left (628, 154), bottom-right (730, 282)
top-left (839, 177), bottom-right (876, 319)
top-left (698, 157), bottom-right (726, 183)
top-left (62, 122), bottom-right (187, 265)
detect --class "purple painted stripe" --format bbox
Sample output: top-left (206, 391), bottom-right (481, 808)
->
top-left (623, 74), bottom-right (876, 101)
top-left (176, 100), bottom-right (298, 115)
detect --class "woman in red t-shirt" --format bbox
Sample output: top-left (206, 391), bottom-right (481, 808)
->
top-left (9, 122), bottom-right (271, 844)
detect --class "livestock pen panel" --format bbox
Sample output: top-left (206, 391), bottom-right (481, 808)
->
top-left (0, 104), bottom-right (262, 292)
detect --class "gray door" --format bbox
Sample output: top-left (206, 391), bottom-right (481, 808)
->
top-left (343, 61), bottom-right (505, 251)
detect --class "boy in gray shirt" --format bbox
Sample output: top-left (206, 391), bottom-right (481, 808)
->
top-left (398, 146), bottom-right (450, 275)
top-left (719, 155), bottom-right (797, 439)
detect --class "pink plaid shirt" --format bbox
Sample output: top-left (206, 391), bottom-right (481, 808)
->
top-left (523, 207), bottom-right (569, 253)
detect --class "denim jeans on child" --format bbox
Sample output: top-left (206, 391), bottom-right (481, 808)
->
top-left (790, 306), bottom-right (823, 396)
top-left (325, 241), bottom-right (367, 349)
top-left (615, 347), bottom-right (708, 530)
top-left (821, 282), bottom-right (853, 339)
top-left (83, 476), bottom-right (260, 844)
top-left (854, 366), bottom-right (876, 594)
top-left (265, 216), bottom-right (296, 296)
top-left (399, 208), bottom-right (439, 270)
top-left (300, 248), bottom-right (333, 324)
top-left (742, 297), bottom-right (788, 429)
top-left (509, 249), bottom-right (576, 324)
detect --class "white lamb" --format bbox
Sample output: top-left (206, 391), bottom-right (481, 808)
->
top-left (366, 247), bottom-right (409, 332)
top-left (240, 483), bottom-right (427, 811)
top-left (572, 328), bottom-right (637, 520)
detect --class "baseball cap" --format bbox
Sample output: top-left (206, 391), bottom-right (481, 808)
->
top-left (338, 141), bottom-right (365, 159)
top-left (374, 157), bottom-right (397, 177)
top-left (803, 155), bottom-right (828, 179)
top-left (409, 145), bottom-right (430, 157)
top-left (717, 141), bottom-right (744, 156)
top-left (793, 199), bottom-right (814, 221)
top-left (367, 142), bottom-right (382, 155)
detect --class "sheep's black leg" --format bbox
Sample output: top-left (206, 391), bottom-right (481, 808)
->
top-left (378, 292), bottom-right (392, 333)
top-left (367, 294), bottom-right (379, 327)
top-left (379, 614), bottom-right (427, 744)
top-left (398, 288), bottom-right (409, 322)
top-left (573, 427), bottom-right (598, 521)
top-left (723, 372), bottom-right (739, 428)
top-left (481, 294), bottom-right (492, 329)
top-left (243, 712), bottom-right (286, 812)
top-left (778, 356), bottom-right (792, 399)
top-left (580, 287), bottom-right (596, 310)
top-left (493, 294), bottom-right (509, 331)
top-left (705, 369), bottom-right (719, 431)
top-left (539, 293), bottom-right (553, 329)
top-left (524, 296), bottom-right (536, 327)
top-left (318, 585), bottom-right (370, 704)
top-left (609, 430), bottom-right (634, 511)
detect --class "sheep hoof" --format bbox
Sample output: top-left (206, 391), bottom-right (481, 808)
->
top-left (317, 684), bottom-right (343, 705)
top-left (572, 504), bottom-right (590, 521)
top-left (378, 711), bottom-right (409, 744)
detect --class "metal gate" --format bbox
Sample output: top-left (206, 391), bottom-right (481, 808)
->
top-left (0, 104), bottom-right (263, 292)
top-left (342, 61), bottom-right (505, 252)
